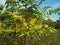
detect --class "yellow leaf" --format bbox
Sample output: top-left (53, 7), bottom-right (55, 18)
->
top-left (1, 10), bottom-right (5, 13)
top-left (19, 34), bottom-right (25, 37)
top-left (39, 30), bottom-right (43, 34)
top-left (50, 30), bottom-right (53, 32)
top-left (23, 22), bottom-right (28, 27)
top-left (30, 18), bottom-right (36, 25)
top-left (0, 22), bottom-right (2, 26)
top-left (34, 25), bottom-right (39, 29)
top-left (0, 30), bottom-right (2, 33)
top-left (44, 24), bottom-right (48, 28)
top-left (4, 30), bottom-right (10, 32)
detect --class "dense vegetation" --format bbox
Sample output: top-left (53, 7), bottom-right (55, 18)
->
top-left (0, 0), bottom-right (60, 45)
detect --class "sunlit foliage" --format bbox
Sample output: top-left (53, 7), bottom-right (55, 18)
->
top-left (0, 0), bottom-right (60, 45)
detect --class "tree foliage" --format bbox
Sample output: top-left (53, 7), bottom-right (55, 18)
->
top-left (0, 0), bottom-right (60, 45)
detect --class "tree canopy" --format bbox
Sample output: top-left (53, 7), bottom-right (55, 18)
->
top-left (0, 0), bottom-right (60, 45)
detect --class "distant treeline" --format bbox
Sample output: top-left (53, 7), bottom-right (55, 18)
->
top-left (43, 19), bottom-right (60, 30)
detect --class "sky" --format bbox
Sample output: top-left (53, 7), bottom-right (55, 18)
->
top-left (0, 0), bottom-right (60, 21)
top-left (0, 0), bottom-right (5, 5)
top-left (37, 0), bottom-right (60, 21)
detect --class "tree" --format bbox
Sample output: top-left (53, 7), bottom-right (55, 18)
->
top-left (0, 0), bottom-right (60, 45)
